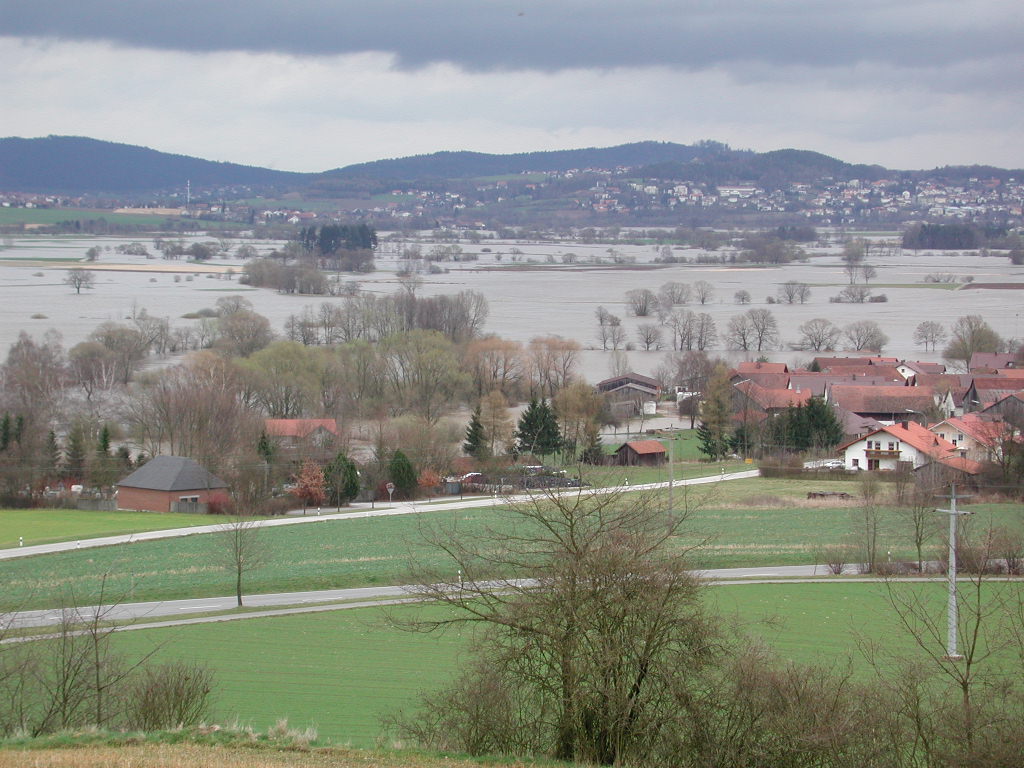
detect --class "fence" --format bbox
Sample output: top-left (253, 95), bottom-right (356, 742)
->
top-left (171, 500), bottom-right (209, 514)
top-left (76, 499), bottom-right (117, 511)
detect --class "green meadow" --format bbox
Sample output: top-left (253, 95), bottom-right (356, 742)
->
top-left (0, 208), bottom-right (171, 228)
top-left (109, 581), bottom-right (1021, 747)
top-left (0, 508), bottom-right (225, 548)
top-left (4, 490), bottom-right (1020, 611)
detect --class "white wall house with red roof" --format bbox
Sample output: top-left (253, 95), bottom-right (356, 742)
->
top-left (838, 420), bottom-right (972, 473)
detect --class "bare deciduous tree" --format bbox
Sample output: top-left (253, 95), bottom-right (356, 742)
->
top-left (692, 280), bottom-right (715, 305)
top-left (797, 318), bottom-right (841, 351)
top-left (396, 485), bottom-right (716, 766)
top-left (216, 517), bottom-right (269, 607)
top-left (636, 323), bottom-right (663, 351)
top-left (843, 320), bottom-right (889, 352)
top-left (913, 320), bottom-right (947, 352)
top-left (64, 268), bottom-right (95, 295)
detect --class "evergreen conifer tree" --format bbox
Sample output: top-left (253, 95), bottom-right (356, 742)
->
top-left (44, 430), bottom-right (61, 481)
top-left (514, 399), bottom-right (542, 456)
top-left (534, 400), bottom-right (563, 457)
top-left (464, 405), bottom-right (487, 457)
top-left (325, 451), bottom-right (361, 507)
top-left (64, 423), bottom-right (88, 482)
top-left (697, 364), bottom-right (733, 460)
top-left (579, 423), bottom-right (605, 465)
top-left (389, 449), bottom-right (418, 499)
top-left (515, 399), bottom-right (563, 458)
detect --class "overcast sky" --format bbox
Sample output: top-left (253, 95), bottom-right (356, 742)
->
top-left (2, 1), bottom-right (1022, 172)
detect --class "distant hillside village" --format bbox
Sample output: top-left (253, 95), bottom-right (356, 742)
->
top-left (4, 170), bottom-right (1022, 232)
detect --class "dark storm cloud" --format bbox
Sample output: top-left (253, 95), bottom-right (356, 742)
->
top-left (3, 0), bottom-right (1019, 72)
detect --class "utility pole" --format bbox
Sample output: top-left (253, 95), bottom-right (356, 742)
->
top-left (667, 436), bottom-right (674, 513)
top-left (936, 484), bottom-right (973, 661)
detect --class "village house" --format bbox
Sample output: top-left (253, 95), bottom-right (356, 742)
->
top-left (827, 384), bottom-right (937, 425)
top-left (116, 455), bottom-right (229, 514)
top-left (963, 378), bottom-right (1024, 412)
top-left (929, 413), bottom-right (1007, 463)
top-left (839, 421), bottom-right (980, 475)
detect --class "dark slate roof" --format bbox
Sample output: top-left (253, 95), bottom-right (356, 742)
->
top-left (117, 455), bottom-right (227, 492)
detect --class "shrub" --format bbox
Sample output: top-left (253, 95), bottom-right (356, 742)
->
top-left (205, 497), bottom-right (235, 516)
top-left (123, 662), bottom-right (214, 732)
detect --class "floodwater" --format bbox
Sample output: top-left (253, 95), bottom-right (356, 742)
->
top-left (1, 233), bottom-right (1021, 381)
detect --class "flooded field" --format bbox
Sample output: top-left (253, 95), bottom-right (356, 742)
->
top-left (1, 233), bottom-right (1021, 381)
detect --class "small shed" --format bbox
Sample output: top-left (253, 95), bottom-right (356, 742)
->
top-left (116, 455), bottom-right (229, 513)
top-left (614, 440), bottom-right (668, 467)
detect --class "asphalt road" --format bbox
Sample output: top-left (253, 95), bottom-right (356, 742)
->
top-left (0, 469), bottom-right (760, 561)
top-left (3, 468), bottom-right (766, 633)
top-left (7, 563), bottom-right (825, 632)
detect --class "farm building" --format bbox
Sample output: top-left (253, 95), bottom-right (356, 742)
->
top-left (614, 440), bottom-right (667, 467)
top-left (116, 455), bottom-right (229, 513)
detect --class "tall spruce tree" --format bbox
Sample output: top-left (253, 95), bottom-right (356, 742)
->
top-left (535, 400), bottom-right (563, 457)
top-left (325, 451), bottom-right (361, 507)
top-left (389, 449), bottom-right (418, 499)
top-left (463, 405), bottom-right (487, 457)
top-left (697, 364), bottom-right (732, 460)
top-left (515, 399), bottom-right (562, 458)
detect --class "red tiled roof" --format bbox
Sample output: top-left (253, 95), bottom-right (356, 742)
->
top-left (929, 414), bottom-right (1005, 448)
top-left (829, 385), bottom-right (936, 414)
top-left (812, 356), bottom-right (873, 368)
top-left (732, 372), bottom-right (791, 390)
top-left (840, 421), bottom-right (957, 460)
top-left (936, 455), bottom-right (985, 475)
top-left (971, 377), bottom-right (1023, 390)
top-left (969, 352), bottom-right (1017, 371)
top-left (901, 361), bottom-right (946, 375)
top-left (819, 365), bottom-right (904, 380)
top-left (736, 361), bottom-right (789, 374)
top-left (735, 380), bottom-right (814, 410)
top-left (264, 419), bottom-right (339, 438)
top-left (621, 440), bottom-right (667, 455)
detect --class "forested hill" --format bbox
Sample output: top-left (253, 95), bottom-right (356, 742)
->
top-left (3, 135), bottom-right (1019, 198)
top-left (0, 136), bottom-right (310, 194)
top-left (636, 148), bottom-right (889, 187)
top-left (322, 141), bottom-right (712, 179)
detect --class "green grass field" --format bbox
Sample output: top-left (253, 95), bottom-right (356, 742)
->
top-left (113, 604), bottom-right (469, 747)
top-left (109, 581), bottom-right (1019, 747)
top-left (4, 488), bottom-right (1020, 611)
top-left (0, 208), bottom-right (171, 228)
top-left (0, 508), bottom-right (225, 548)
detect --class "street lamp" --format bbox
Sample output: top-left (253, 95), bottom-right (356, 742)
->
top-left (936, 484), bottom-right (973, 661)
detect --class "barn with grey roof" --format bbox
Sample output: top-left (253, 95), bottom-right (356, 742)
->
top-left (116, 455), bottom-right (229, 513)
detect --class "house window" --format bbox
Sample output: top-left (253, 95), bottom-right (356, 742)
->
top-left (179, 495), bottom-right (199, 503)
top-left (867, 459), bottom-right (880, 470)
top-left (852, 459), bottom-right (860, 468)
top-left (887, 442), bottom-right (895, 451)
top-left (957, 434), bottom-right (964, 442)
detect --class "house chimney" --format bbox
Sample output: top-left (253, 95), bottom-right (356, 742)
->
top-left (901, 421), bottom-right (909, 430)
